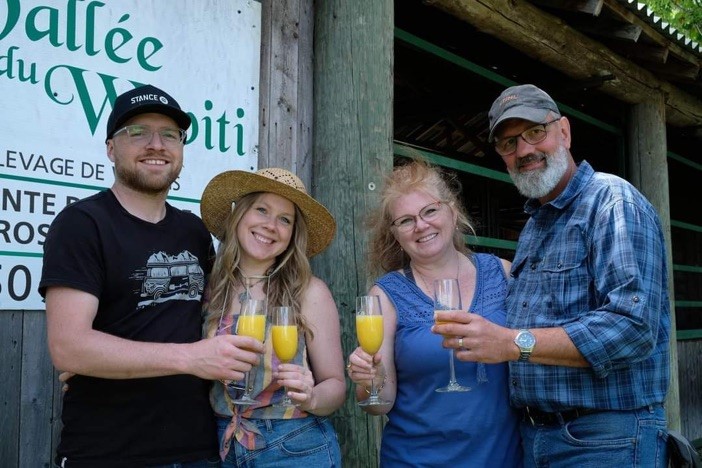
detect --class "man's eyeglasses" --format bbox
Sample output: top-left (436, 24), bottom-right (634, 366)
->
top-left (391, 201), bottom-right (444, 232)
top-left (112, 124), bottom-right (187, 146)
top-left (493, 118), bottom-right (560, 156)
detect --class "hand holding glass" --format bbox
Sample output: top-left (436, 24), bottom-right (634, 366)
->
top-left (356, 295), bottom-right (390, 406)
top-left (434, 279), bottom-right (471, 392)
top-left (272, 306), bottom-right (298, 407)
top-left (230, 298), bottom-right (267, 406)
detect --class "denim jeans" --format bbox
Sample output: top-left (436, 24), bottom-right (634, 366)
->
top-left (148, 456), bottom-right (221, 467)
top-left (520, 404), bottom-right (668, 468)
top-left (55, 456), bottom-right (220, 468)
top-left (216, 416), bottom-right (341, 468)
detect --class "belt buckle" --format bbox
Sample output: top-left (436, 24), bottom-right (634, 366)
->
top-left (524, 406), bottom-right (537, 426)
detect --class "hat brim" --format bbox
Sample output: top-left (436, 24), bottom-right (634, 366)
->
top-left (200, 170), bottom-right (336, 257)
top-left (488, 107), bottom-right (552, 142)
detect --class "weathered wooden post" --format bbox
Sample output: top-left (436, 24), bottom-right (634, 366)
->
top-left (627, 97), bottom-right (680, 431)
top-left (312, 0), bottom-right (394, 466)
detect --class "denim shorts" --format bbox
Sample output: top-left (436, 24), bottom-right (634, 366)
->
top-left (520, 404), bottom-right (668, 468)
top-left (216, 416), bottom-right (341, 468)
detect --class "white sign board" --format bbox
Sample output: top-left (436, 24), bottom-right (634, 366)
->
top-left (0, 0), bottom-right (262, 309)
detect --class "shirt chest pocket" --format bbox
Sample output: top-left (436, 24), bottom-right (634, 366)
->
top-left (540, 246), bottom-right (590, 316)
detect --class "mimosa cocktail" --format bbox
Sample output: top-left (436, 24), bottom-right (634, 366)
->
top-left (434, 279), bottom-right (470, 392)
top-left (272, 325), bottom-right (298, 362)
top-left (238, 314), bottom-right (266, 341)
top-left (230, 298), bottom-right (267, 406)
top-left (272, 306), bottom-right (298, 407)
top-left (356, 314), bottom-right (383, 354)
top-left (356, 295), bottom-right (390, 407)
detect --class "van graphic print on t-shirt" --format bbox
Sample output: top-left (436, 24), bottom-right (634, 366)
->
top-left (131, 250), bottom-right (205, 307)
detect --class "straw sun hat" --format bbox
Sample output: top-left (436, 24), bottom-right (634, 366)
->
top-left (200, 168), bottom-right (336, 257)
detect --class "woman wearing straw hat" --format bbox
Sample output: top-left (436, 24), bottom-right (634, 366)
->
top-left (200, 168), bottom-right (344, 467)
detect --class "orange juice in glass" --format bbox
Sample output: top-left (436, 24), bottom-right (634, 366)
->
top-left (272, 325), bottom-right (298, 362)
top-left (434, 279), bottom-right (470, 392)
top-left (272, 306), bottom-right (298, 407)
top-left (434, 311), bottom-right (462, 338)
top-left (355, 295), bottom-right (390, 406)
top-left (356, 314), bottom-right (383, 354)
top-left (238, 314), bottom-right (266, 341)
top-left (230, 298), bottom-right (267, 406)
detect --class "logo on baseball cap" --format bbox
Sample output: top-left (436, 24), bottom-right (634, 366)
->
top-left (488, 84), bottom-right (560, 142)
top-left (105, 84), bottom-right (191, 142)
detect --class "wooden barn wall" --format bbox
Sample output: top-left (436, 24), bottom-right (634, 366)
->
top-left (0, 309), bottom-right (62, 467)
top-left (678, 339), bottom-right (702, 443)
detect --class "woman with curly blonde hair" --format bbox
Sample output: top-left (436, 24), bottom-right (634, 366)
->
top-left (346, 159), bottom-right (522, 467)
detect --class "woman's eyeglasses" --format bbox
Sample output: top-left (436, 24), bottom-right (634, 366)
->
top-left (391, 201), bottom-right (444, 232)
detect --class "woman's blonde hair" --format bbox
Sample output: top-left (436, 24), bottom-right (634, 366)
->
top-left (203, 192), bottom-right (313, 337)
top-left (366, 159), bottom-right (475, 278)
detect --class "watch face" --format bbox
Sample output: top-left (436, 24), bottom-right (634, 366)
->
top-left (516, 331), bottom-right (536, 348)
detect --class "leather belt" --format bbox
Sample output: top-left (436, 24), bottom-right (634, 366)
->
top-left (522, 406), bottom-right (600, 426)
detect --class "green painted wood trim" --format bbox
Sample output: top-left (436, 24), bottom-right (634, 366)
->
top-left (668, 151), bottom-right (702, 172)
top-left (677, 329), bottom-right (702, 340)
top-left (466, 235), bottom-right (518, 250)
top-left (393, 142), bottom-right (513, 183)
top-left (393, 27), bottom-right (622, 135)
top-left (674, 264), bottom-right (702, 273)
top-left (671, 220), bottom-right (702, 233)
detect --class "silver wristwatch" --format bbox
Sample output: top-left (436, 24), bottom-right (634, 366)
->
top-left (514, 329), bottom-right (536, 362)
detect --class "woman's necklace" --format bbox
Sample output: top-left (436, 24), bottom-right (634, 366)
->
top-left (237, 269), bottom-right (270, 303)
top-left (415, 254), bottom-right (461, 293)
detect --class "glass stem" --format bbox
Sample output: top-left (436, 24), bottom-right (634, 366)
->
top-left (243, 371), bottom-right (252, 396)
top-left (369, 359), bottom-right (377, 398)
top-left (448, 350), bottom-right (458, 384)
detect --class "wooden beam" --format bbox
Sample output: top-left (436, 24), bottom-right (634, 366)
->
top-left (577, 21), bottom-right (642, 42)
top-left (614, 41), bottom-right (669, 64)
top-left (647, 60), bottom-right (700, 82)
top-left (423, 0), bottom-right (702, 127)
top-left (531, 0), bottom-right (603, 16)
top-left (603, 0), bottom-right (700, 66)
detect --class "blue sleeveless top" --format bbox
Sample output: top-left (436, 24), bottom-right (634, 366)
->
top-left (376, 253), bottom-right (522, 467)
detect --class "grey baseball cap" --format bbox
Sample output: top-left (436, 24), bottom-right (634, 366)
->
top-left (488, 84), bottom-right (560, 142)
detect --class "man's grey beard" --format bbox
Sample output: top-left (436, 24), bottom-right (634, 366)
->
top-left (508, 145), bottom-right (569, 199)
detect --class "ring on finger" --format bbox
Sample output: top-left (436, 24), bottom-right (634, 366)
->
top-left (458, 337), bottom-right (464, 349)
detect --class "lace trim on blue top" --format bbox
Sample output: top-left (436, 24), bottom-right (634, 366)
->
top-left (387, 253), bottom-right (505, 383)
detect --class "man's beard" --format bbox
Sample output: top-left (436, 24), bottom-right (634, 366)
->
top-left (508, 144), bottom-right (569, 199)
top-left (114, 158), bottom-right (181, 195)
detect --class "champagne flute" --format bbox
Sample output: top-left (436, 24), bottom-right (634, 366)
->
top-left (356, 295), bottom-right (390, 406)
top-left (434, 279), bottom-right (471, 392)
top-left (230, 298), bottom-right (267, 406)
top-left (272, 306), bottom-right (298, 407)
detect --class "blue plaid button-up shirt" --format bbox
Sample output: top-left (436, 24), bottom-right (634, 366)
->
top-left (507, 161), bottom-right (670, 411)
